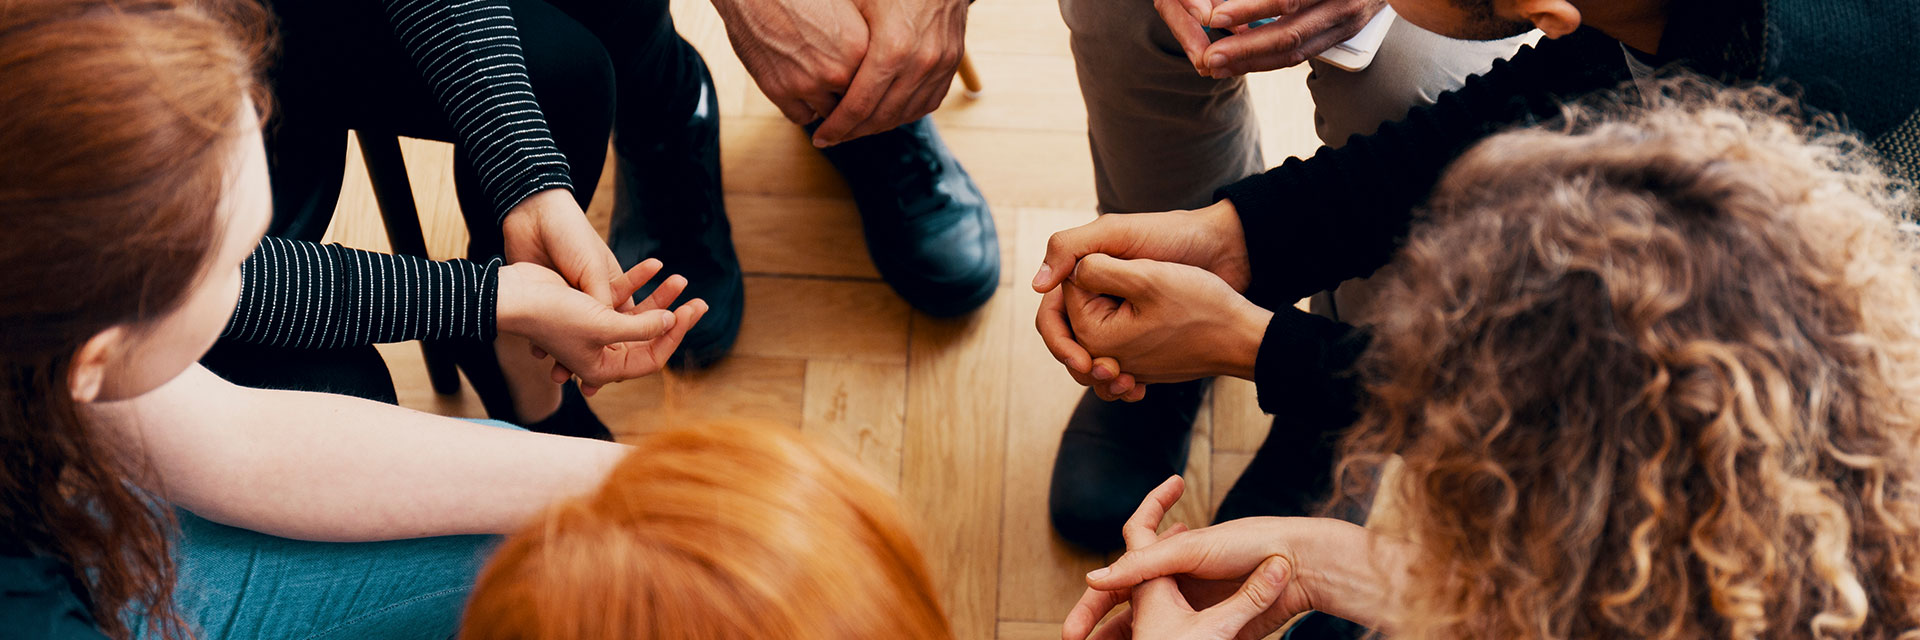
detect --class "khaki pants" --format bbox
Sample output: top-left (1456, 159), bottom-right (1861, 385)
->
top-left (1058, 0), bottom-right (1534, 320)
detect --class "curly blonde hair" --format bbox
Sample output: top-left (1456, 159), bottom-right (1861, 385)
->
top-left (1341, 81), bottom-right (1920, 640)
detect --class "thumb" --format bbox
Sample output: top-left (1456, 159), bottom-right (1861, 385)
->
top-left (1202, 556), bottom-right (1292, 631)
top-left (1070, 254), bottom-right (1153, 299)
top-left (1035, 219), bottom-right (1124, 293)
top-left (591, 307), bottom-right (677, 344)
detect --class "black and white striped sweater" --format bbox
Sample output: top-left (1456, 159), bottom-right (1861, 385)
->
top-left (224, 0), bottom-right (577, 347)
top-left (224, 237), bottom-right (501, 346)
top-left (381, 0), bottom-right (574, 219)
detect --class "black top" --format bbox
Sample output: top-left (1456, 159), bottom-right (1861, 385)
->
top-left (1228, 0), bottom-right (1920, 417)
top-left (0, 553), bottom-right (108, 640)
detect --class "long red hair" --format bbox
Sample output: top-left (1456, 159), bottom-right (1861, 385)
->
top-left (0, 1), bottom-right (269, 638)
top-left (460, 423), bottom-right (954, 640)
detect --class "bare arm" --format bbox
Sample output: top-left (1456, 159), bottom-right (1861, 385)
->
top-left (92, 364), bottom-right (626, 542)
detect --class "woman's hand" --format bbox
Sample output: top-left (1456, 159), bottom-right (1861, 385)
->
top-left (501, 189), bottom-right (628, 308)
top-left (1065, 477), bottom-right (1406, 639)
top-left (497, 259), bottom-right (708, 393)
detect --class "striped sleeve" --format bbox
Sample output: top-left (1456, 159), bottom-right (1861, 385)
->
top-left (380, 0), bottom-right (573, 221)
top-left (222, 237), bottom-right (500, 347)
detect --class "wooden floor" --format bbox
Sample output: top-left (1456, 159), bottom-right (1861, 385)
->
top-left (319, 1), bottom-right (1324, 637)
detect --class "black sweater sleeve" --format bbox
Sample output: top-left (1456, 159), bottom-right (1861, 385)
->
top-left (1216, 29), bottom-right (1631, 310)
top-left (222, 237), bottom-right (501, 348)
top-left (380, 0), bottom-right (573, 220)
top-left (1250, 309), bottom-right (1370, 419)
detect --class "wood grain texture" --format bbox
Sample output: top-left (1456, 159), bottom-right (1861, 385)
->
top-left (904, 293), bottom-right (1013, 640)
top-left (803, 360), bottom-right (908, 492)
top-left (318, 0), bottom-right (1330, 636)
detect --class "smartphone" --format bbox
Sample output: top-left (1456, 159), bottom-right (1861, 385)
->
top-left (1312, 6), bottom-right (1398, 72)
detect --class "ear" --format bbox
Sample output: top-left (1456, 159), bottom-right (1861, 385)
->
top-left (1509, 0), bottom-right (1581, 38)
top-left (70, 326), bottom-right (126, 404)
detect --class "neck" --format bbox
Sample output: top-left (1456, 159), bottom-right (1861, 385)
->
top-left (1573, 0), bottom-right (1670, 54)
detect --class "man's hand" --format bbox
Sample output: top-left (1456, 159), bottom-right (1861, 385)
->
top-left (497, 259), bottom-right (710, 393)
top-left (711, 0), bottom-right (871, 126)
top-left (1031, 201), bottom-right (1252, 400)
top-left (809, 0), bottom-right (968, 147)
top-left (1156, 0), bottom-right (1387, 78)
top-left (1062, 255), bottom-right (1272, 386)
top-left (501, 189), bottom-right (627, 308)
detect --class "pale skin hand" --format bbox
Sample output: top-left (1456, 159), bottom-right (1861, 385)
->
top-left (1031, 201), bottom-right (1253, 401)
top-left (497, 259), bottom-right (711, 394)
top-left (1065, 476), bottom-right (1305, 640)
top-left (1065, 477), bottom-right (1406, 640)
top-left (711, 0), bottom-right (870, 127)
top-left (1157, 0), bottom-right (1388, 78)
top-left (809, 0), bottom-right (969, 147)
top-left (501, 188), bottom-right (628, 309)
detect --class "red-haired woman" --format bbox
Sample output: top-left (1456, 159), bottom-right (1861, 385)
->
top-left (0, 1), bottom-right (698, 638)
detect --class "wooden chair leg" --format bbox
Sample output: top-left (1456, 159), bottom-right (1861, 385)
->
top-left (957, 53), bottom-right (983, 98)
top-left (356, 131), bottom-right (464, 396)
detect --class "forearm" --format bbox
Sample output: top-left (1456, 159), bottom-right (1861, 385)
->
top-left (96, 365), bottom-right (624, 541)
top-left (379, 0), bottom-right (573, 219)
top-left (1219, 33), bottom-right (1626, 308)
top-left (222, 237), bottom-right (501, 348)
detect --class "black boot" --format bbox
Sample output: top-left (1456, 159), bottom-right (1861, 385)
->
top-left (816, 117), bottom-right (999, 317)
top-left (607, 46), bottom-right (743, 369)
top-left (1048, 379), bottom-right (1210, 554)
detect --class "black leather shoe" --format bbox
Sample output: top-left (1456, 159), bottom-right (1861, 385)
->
top-left (608, 49), bottom-right (743, 369)
top-left (816, 117), bottom-right (999, 317)
top-left (1048, 379), bottom-right (1210, 554)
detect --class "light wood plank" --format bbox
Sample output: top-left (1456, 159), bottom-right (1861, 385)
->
top-left (729, 194), bottom-right (877, 278)
top-left (998, 621), bottom-right (1067, 640)
top-left (1211, 452), bottom-right (1256, 518)
top-left (1211, 377), bottom-right (1269, 453)
top-left (945, 128), bottom-right (1096, 212)
top-left (999, 207), bottom-right (1106, 623)
top-left (904, 292), bottom-right (1013, 640)
top-left (588, 355), bottom-right (808, 439)
top-left (732, 276), bottom-right (912, 363)
top-left (802, 360), bottom-right (908, 492)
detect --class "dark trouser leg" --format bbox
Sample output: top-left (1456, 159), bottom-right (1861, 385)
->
top-left (1048, 379), bottom-right (1210, 554)
top-left (216, 0), bottom-right (614, 427)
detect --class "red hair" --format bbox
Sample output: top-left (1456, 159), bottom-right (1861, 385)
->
top-left (460, 423), bottom-right (953, 640)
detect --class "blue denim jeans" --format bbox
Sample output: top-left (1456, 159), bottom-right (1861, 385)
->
top-left (135, 419), bottom-right (519, 640)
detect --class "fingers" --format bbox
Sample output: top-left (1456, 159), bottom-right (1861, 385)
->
top-left (1084, 607), bottom-right (1136, 640)
top-left (593, 308), bottom-right (678, 345)
top-left (1202, 0), bottom-right (1368, 76)
top-left (1037, 288), bottom-right (1094, 375)
top-left (1034, 217), bottom-right (1130, 293)
top-left (637, 275), bottom-right (689, 313)
top-left (1201, 557), bottom-right (1292, 632)
top-left (644, 298), bottom-right (710, 364)
top-left (811, 67), bottom-right (893, 146)
top-left (1121, 475), bottom-right (1186, 551)
top-left (1070, 254), bottom-right (1154, 299)
top-left (1154, 0), bottom-right (1215, 71)
top-left (610, 259), bottom-right (666, 305)
top-left (1205, 0), bottom-right (1304, 27)
top-left (1063, 586), bottom-right (1132, 640)
top-left (1084, 607), bottom-right (1135, 640)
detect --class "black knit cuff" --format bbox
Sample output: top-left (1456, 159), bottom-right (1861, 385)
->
top-left (1216, 170), bottom-right (1300, 310)
top-left (1251, 308), bottom-right (1367, 418)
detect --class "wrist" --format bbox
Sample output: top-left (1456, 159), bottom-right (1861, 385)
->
top-left (1199, 200), bottom-right (1252, 292)
top-left (495, 263), bottom-right (535, 336)
top-left (1224, 303), bottom-right (1273, 381)
top-left (1292, 518), bottom-right (1404, 633)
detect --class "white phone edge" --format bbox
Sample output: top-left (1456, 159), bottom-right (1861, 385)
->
top-left (1312, 5), bottom-right (1398, 72)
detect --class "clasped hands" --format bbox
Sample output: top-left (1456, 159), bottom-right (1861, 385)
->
top-left (711, 0), bottom-right (966, 147)
top-left (1155, 0), bottom-right (1388, 78)
top-left (1032, 200), bottom-right (1272, 402)
top-left (499, 190), bottom-right (707, 395)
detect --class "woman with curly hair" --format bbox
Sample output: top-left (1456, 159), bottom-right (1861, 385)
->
top-left (1063, 84), bottom-right (1920, 640)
